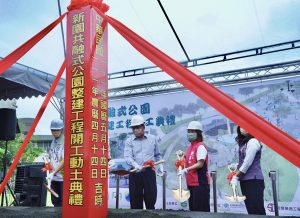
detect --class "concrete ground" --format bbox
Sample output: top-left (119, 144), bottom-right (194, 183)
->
top-left (0, 207), bottom-right (297, 218)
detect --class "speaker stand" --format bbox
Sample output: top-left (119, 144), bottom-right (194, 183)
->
top-left (1, 140), bottom-right (19, 206)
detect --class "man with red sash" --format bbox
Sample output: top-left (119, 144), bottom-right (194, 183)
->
top-left (178, 121), bottom-right (210, 212)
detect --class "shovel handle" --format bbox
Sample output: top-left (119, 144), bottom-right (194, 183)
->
top-left (177, 166), bottom-right (182, 196)
top-left (130, 160), bottom-right (165, 173)
top-left (179, 174), bottom-right (182, 197)
top-left (176, 153), bottom-right (185, 198)
top-left (232, 184), bottom-right (237, 201)
top-left (44, 183), bottom-right (59, 198)
top-left (43, 156), bottom-right (54, 197)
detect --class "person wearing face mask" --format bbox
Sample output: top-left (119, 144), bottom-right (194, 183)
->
top-left (230, 126), bottom-right (266, 215)
top-left (124, 115), bottom-right (164, 209)
top-left (178, 121), bottom-right (210, 212)
top-left (46, 119), bottom-right (64, 207)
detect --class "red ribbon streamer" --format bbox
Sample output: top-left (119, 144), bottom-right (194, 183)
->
top-left (227, 172), bottom-right (237, 183)
top-left (94, 7), bottom-right (300, 167)
top-left (175, 160), bottom-right (185, 170)
top-left (0, 60), bottom-right (66, 195)
top-left (42, 162), bottom-right (53, 172)
top-left (0, 13), bottom-right (66, 76)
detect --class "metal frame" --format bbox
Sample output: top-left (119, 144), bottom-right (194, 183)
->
top-left (108, 39), bottom-right (300, 80)
top-left (108, 59), bottom-right (300, 99)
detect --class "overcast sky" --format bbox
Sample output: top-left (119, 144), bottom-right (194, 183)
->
top-left (1, 0), bottom-right (300, 134)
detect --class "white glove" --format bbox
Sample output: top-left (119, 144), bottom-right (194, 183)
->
top-left (156, 164), bottom-right (165, 177)
top-left (230, 175), bottom-right (239, 187)
top-left (46, 172), bottom-right (54, 181)
top-left (178, 168), bottom-right (188, 176)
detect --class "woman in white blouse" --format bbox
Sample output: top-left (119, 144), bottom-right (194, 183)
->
top-left (230, 126), bottom-right (266, 215)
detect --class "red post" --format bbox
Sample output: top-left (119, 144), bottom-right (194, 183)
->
top-left (63, 5), bottom-right (108, 218)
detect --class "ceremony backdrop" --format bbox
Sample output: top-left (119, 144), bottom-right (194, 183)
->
top-left (108, 76), bottom-right (300, 216)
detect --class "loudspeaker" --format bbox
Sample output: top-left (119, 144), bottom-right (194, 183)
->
top-left (14, 163), bottom-right (47, 207)
top-left (0, 108), bottom-right (17, 140)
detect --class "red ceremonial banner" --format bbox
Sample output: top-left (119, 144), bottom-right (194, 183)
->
top-left (63, 5), bottom-right (108, 218)
top-left (94, 8), bottom-right (300, 168)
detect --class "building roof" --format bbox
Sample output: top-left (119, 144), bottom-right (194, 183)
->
top-left (0, 58), bottom-right (65, 101)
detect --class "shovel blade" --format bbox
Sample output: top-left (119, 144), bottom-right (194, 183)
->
top-left (172, 189), bottom-right (190, 202)
top-left (224, 195), bottom-right (246, 203)
top-left (224, 183), bottom-right (246, 203)
top-left (224, 195), bottom-right (236, 202)
top-left (236, 196), bottom-right (246, 202)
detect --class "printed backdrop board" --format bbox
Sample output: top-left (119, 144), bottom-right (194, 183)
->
top-left (108, 76), bottom-right (300, 216)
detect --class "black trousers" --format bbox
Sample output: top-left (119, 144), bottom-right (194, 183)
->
top-left (129, 168), bottom-right (157, 209)
top-left (51, 180), bottom-right (63, 207)
top-left (240, 179), bottom-right (266, 215)
top-left (187, 184), bottom-right (210, 212)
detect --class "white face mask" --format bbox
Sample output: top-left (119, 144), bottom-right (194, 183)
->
top-left (187, 132), bottom-right (197, 142)
top-left (240, 128), bottom-right (248, 136)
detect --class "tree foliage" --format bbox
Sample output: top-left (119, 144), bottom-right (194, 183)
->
top-left (0, 135), bottom-right (44, 171)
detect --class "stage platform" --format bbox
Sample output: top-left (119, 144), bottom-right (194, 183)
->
top-left (0, 207), bottom-right (296, 218)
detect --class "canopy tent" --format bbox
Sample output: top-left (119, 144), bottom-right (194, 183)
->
top-left (0, 58), bottom-right (65, 101)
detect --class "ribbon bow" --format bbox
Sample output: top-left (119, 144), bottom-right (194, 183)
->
top-left (227, 172), bottom-right (236, 183)
top-left (42, 162), bottom-right (53, 172)
top-left (68, 0), bottom-right (109, 13)
top-left (175, 159), bottom-right (185, 170)
top-left (143, 160), bottom-right (155, 170)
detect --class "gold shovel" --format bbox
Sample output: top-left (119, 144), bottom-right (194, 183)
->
top-left (172, 151), bottom-right (190, 202)
top-left (43, 156), bottom-right (59, 198)
top-left (224, 163), bottom-right (246, 203)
